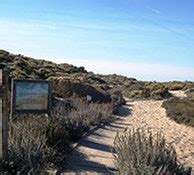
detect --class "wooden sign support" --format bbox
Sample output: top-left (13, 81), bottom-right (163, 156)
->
top-left (0, 68), bottom-right (8, 160)
top-left (0, 69), bottom-right (2, 159)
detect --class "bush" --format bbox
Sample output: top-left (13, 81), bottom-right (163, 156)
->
top-left (164, 82), bottom-right (185, 91)
top-left (163, 98), bottom-right (194, 127)
top-left (46, 116), bottom-right (72, 166)
top-left (110, 90), bottom-right (126, 105)
top-left (125, 83), bottom-right (171, 100)
top-left (183, 82), bottom-right (194, 91)
top-left (114, 128), bottom-right (191, 174)
top-left (185, 88), bottom-right (194, 100)
top-left (51, 98), bottom-right (113, 142)
top-left (6, 114), bottom-right (72, 173)
top-left (8, 117), bottom-right (50, 174)
top-left (2, 97), bottom-right (114, 173)
top-left (50, 77), bottom-right (111, 103)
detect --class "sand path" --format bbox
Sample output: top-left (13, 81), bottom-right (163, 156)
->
top-left (62, 91), bottom-right (194, 174)
top-left (127, 99), bottom-right (194, 169)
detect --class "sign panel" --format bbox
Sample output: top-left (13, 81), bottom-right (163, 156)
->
top-left (12, 80), bottom-right (51, 113)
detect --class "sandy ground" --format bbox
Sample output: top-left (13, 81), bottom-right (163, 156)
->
top-left (127, 100), bottom-right (194, 169)
top-left (169, 90), bottom-right (187, 98)
top-left (62, 91), bottom-right (194, 174)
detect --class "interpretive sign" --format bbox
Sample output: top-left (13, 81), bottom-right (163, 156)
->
top-left (12, 80), bottom-right (52, 113)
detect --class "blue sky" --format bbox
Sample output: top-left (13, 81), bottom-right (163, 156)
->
top-left (0, 0), bottom-right (194, 81)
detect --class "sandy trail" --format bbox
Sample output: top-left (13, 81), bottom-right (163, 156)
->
top-left (62, 91), bottom-right (194, 174)
top-left (169, 90), bottom-right (187, 98)
top-left (127, 99), bottom-right (194, 169)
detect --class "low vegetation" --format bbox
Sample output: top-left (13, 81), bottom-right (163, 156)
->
top-left (1, 49), bottom-right (184, 101)
top-left (7, 117), bottom-right (51, 174)
top-left (163, 98), bottom-right (194, 127)
top-left (114, 128), bottom-right (191, 174)
top-left (0, 50), bottom-right (87, 80)
top-left (0, 98), bottom-right (114, 174)
top-left (162, 85), bottom-right (194, 128)
top-left (164, 81), bottom-right (194, 91)
top-left (50, 77), bottom-right (112, 103)
top-left (124, 82), bottom-right (172, 100)
top-left (185, 88), bottom-right (194, 100)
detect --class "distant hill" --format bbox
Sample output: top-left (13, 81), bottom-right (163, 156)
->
top-left (0, 49), bottom-right (139, 89)
top-left (1, 49), bottom-right (193, 100)
top-left (0, 50), bottom-right (132, 103)
top-left (0, 50), bottom-right (136, 84)
top-left (0, 50), bottom-right (87, 79)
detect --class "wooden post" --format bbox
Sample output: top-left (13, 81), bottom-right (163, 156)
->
top-left (3, 69), bottom-right (9, 159)
top-left (0, 69), bottom-right (9, 160)
top-left (0, 69), bottom-right (3, 159)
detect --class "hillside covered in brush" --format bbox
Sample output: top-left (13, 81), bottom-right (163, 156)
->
top-left (1, 49), bottom-right (194, 100)
top-left (0, 50), bottom-right (128, 103)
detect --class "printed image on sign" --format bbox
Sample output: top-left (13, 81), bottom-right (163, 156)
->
top-left (13, 80), bottom-right (50, 111)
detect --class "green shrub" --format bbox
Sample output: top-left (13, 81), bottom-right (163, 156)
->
top-left (6, 114), bottom-right (73, 173)
top-left (46, 117), bottom-right (72, 167)
top-left (164, 82), bottom-right (185, 91)
top-left (163, 98), bottom-right (194, 127)
top-left (51, 98), bottom-right (113, 142)
top-left (124, 83), bottom-right (171, 100)
top-left (8, 117), bottom-right (50, 174)
top-left (114, 128), bottom-right (191, 174)
top-left (110, 90), bottom-right (126, 105)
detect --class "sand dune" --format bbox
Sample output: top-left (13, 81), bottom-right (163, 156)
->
top-left (125, 91), bottom-right (194, 169)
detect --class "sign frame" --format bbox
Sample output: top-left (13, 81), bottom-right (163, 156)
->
top-left (11, 79), bottom-right (52, 114)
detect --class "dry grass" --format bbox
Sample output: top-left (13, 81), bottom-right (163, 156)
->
top-left (114, 128), bottom-right (191, 174)
top-left (5, 116), bottom-right (50, 174)
top-left (51, 98), bottom-right (114, 141)
top-left (0, 97), bottom-right (114, 174)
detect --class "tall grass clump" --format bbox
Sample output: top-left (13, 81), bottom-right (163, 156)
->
top-left (114, 128), bottom-right (191, 175)
top-left (51, 98), bottom-right (114, 142)
top-left (7, 117), bottom-right (50, 174)
top-left (3, 115), bottom-right (72, 174)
